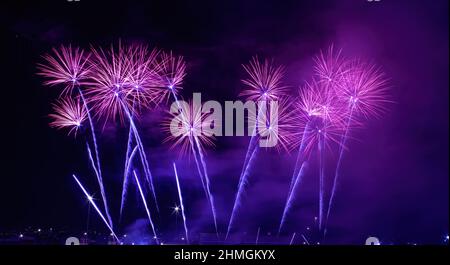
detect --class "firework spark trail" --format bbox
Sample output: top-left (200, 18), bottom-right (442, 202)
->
top-left (120, 123), bottom-right (134, 219)
top-left (120, 101), bottom-right (136, 219)
top-left (318, 133), bottom-right (325, 231)
top-left (301, 234), bottom-right (310, 245)
top-left (278, 161), bottom-right (308, 234)
top-left (120, 145), bottom-right (138, 219)
top-left (86, 43), bottom-right (159, 212)
top-left (133, 170), bottom-right (159, 244)
top-left (238, 136), bottom-right (258, 184)
top-left (226, 144), bottom-right (259, 239)
top-left (122, 103), bottom-right (160, 213)
top-left (278, 122), bottom-right (312, 235)
top-left (226, 57), bottom-right (288, 239)
top-left (78, 88), bottom-right (113, 228)
top-left (324, 60), bottom-right (389, 233)
top-left (325, 107), bottom-right (354, 233)
top-left (169, 90), bottom-right (208, 196)
top-left (288, 122), bottom-right (311, 196)
top-left (173, 163), bottom-right (189, 244)
top-left (289, 233), bottom-right (296, 245)
top-left (169, 89), bottom-right (207, 191)
top-left (72, 174), bottom-right (120, 243)
top-left (190, 141), bottom-right (208, 197)
top-left (255, 227), bottom-right (260, 245)
top-left (226, 102), bottom-right (269, 240)
top-left (194, 136), bottom-right (218, 236)
top-left (169, 89), bottom-right (218, 233)
top-left (235, 116), bottom-right (260, 200)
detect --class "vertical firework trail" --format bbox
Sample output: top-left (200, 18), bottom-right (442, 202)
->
top-left (255, 227), bottom-right (260, 245)
top-left (318, 132), bottom-right (325, 231)
top-left (325, 106), bottom-right (354, 233)
top-left (278, 161), bottom-right (309, 234)
top-left (173, 163), bottom-right (189, 244)
top-left (120, 104), bottom-right (135, 219)
top-left (226, 103), bottom-right (269, 240)
top-left (227, 56), bottom-right (286, 239)
top-left (133, 170), bottom-right (159, 244)
top-left (289, 233), bottom-right (296, 245)
top-left (120, 145), bottom-right (138, 219)
top-left (122, 103), bottom-right (160, 213)
top-left (171, 90), bottom-right (207, 194)
top-left (78, 88), bottom-right (113, 228)
top-left (238, 125), bottom-right (259, 192)
top-left (289, 123), bottom-right (311, 196)
top-left (72, 174), bottom-right (120, 243)
top-left (171, 89), bottom-right (218, 235)
top-left (226, 143), bottom-right (259, 239)
top-left (301, 234), bottom-right (310, 245)
top-left (194, 136), bottom-right (218, 236)
top-left (278, 122), bottom-right (311, 234)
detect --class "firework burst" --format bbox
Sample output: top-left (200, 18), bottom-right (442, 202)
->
top-left (293, 80), bottom-right (344, 156)
top-left (163, 100), bottom-right (215, 156)
top-left (313, 45), bottom-right (347, 87)
top-left (37, 45), bottom-right (91, 95)
top-left (152, 51), bottom-right (187, 105)
top-left (227, 57), bottom-right (289, 238)
top-left (85, 43), bottom-right (135, 123)
top-left (49, 97), bottom-right (87, 136)
top-left (247, 99), bottom-right (296, 153)
top-left (335, 59), bottom-right (390, 119)
top-left (240, 56), bottom-right (287, 101)
top-left (325, 59), bottom-right (390, 234)
top-left (278, 78), bottom-right (344, 234)
top-left (124, 44), bottom-right (161, 110)
top-left (163, 100), bottom-right (218, 235)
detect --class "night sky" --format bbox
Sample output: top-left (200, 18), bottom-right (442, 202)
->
top-left (0, 0), bottom-right (448, 244)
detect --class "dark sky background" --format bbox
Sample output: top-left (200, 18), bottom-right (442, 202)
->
top-left (0, 0), bottom-right (448, 244)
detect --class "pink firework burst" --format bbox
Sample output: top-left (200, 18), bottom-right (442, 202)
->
top-left (163, 100), bottom-right (215, 156)
top-left (85, 43), bottom-right (135, 123)
top-left (248, 99), bottom-right (296, 153)
top-left (336, 59), bottom-right (390, 120)
top-left (37, 44), bottom-right (91, 95)
top-left (124, 44), bottom-right (161, 110)
top-left (313, 45), bottom-right (348, 88)
top-left (293, 80), bottom-right (345, 155)
top-left (240, 56), bottom-right (287, 101)
top-left (297, 79), bottom-right (345, 125)
top-left (49, 96), bottom-right (87, 136)
top-left (152, 51), bottom-right (187, 105)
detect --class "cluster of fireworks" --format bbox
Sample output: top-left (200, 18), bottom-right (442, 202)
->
top-left (37, 42), bottom-right (389, 244)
